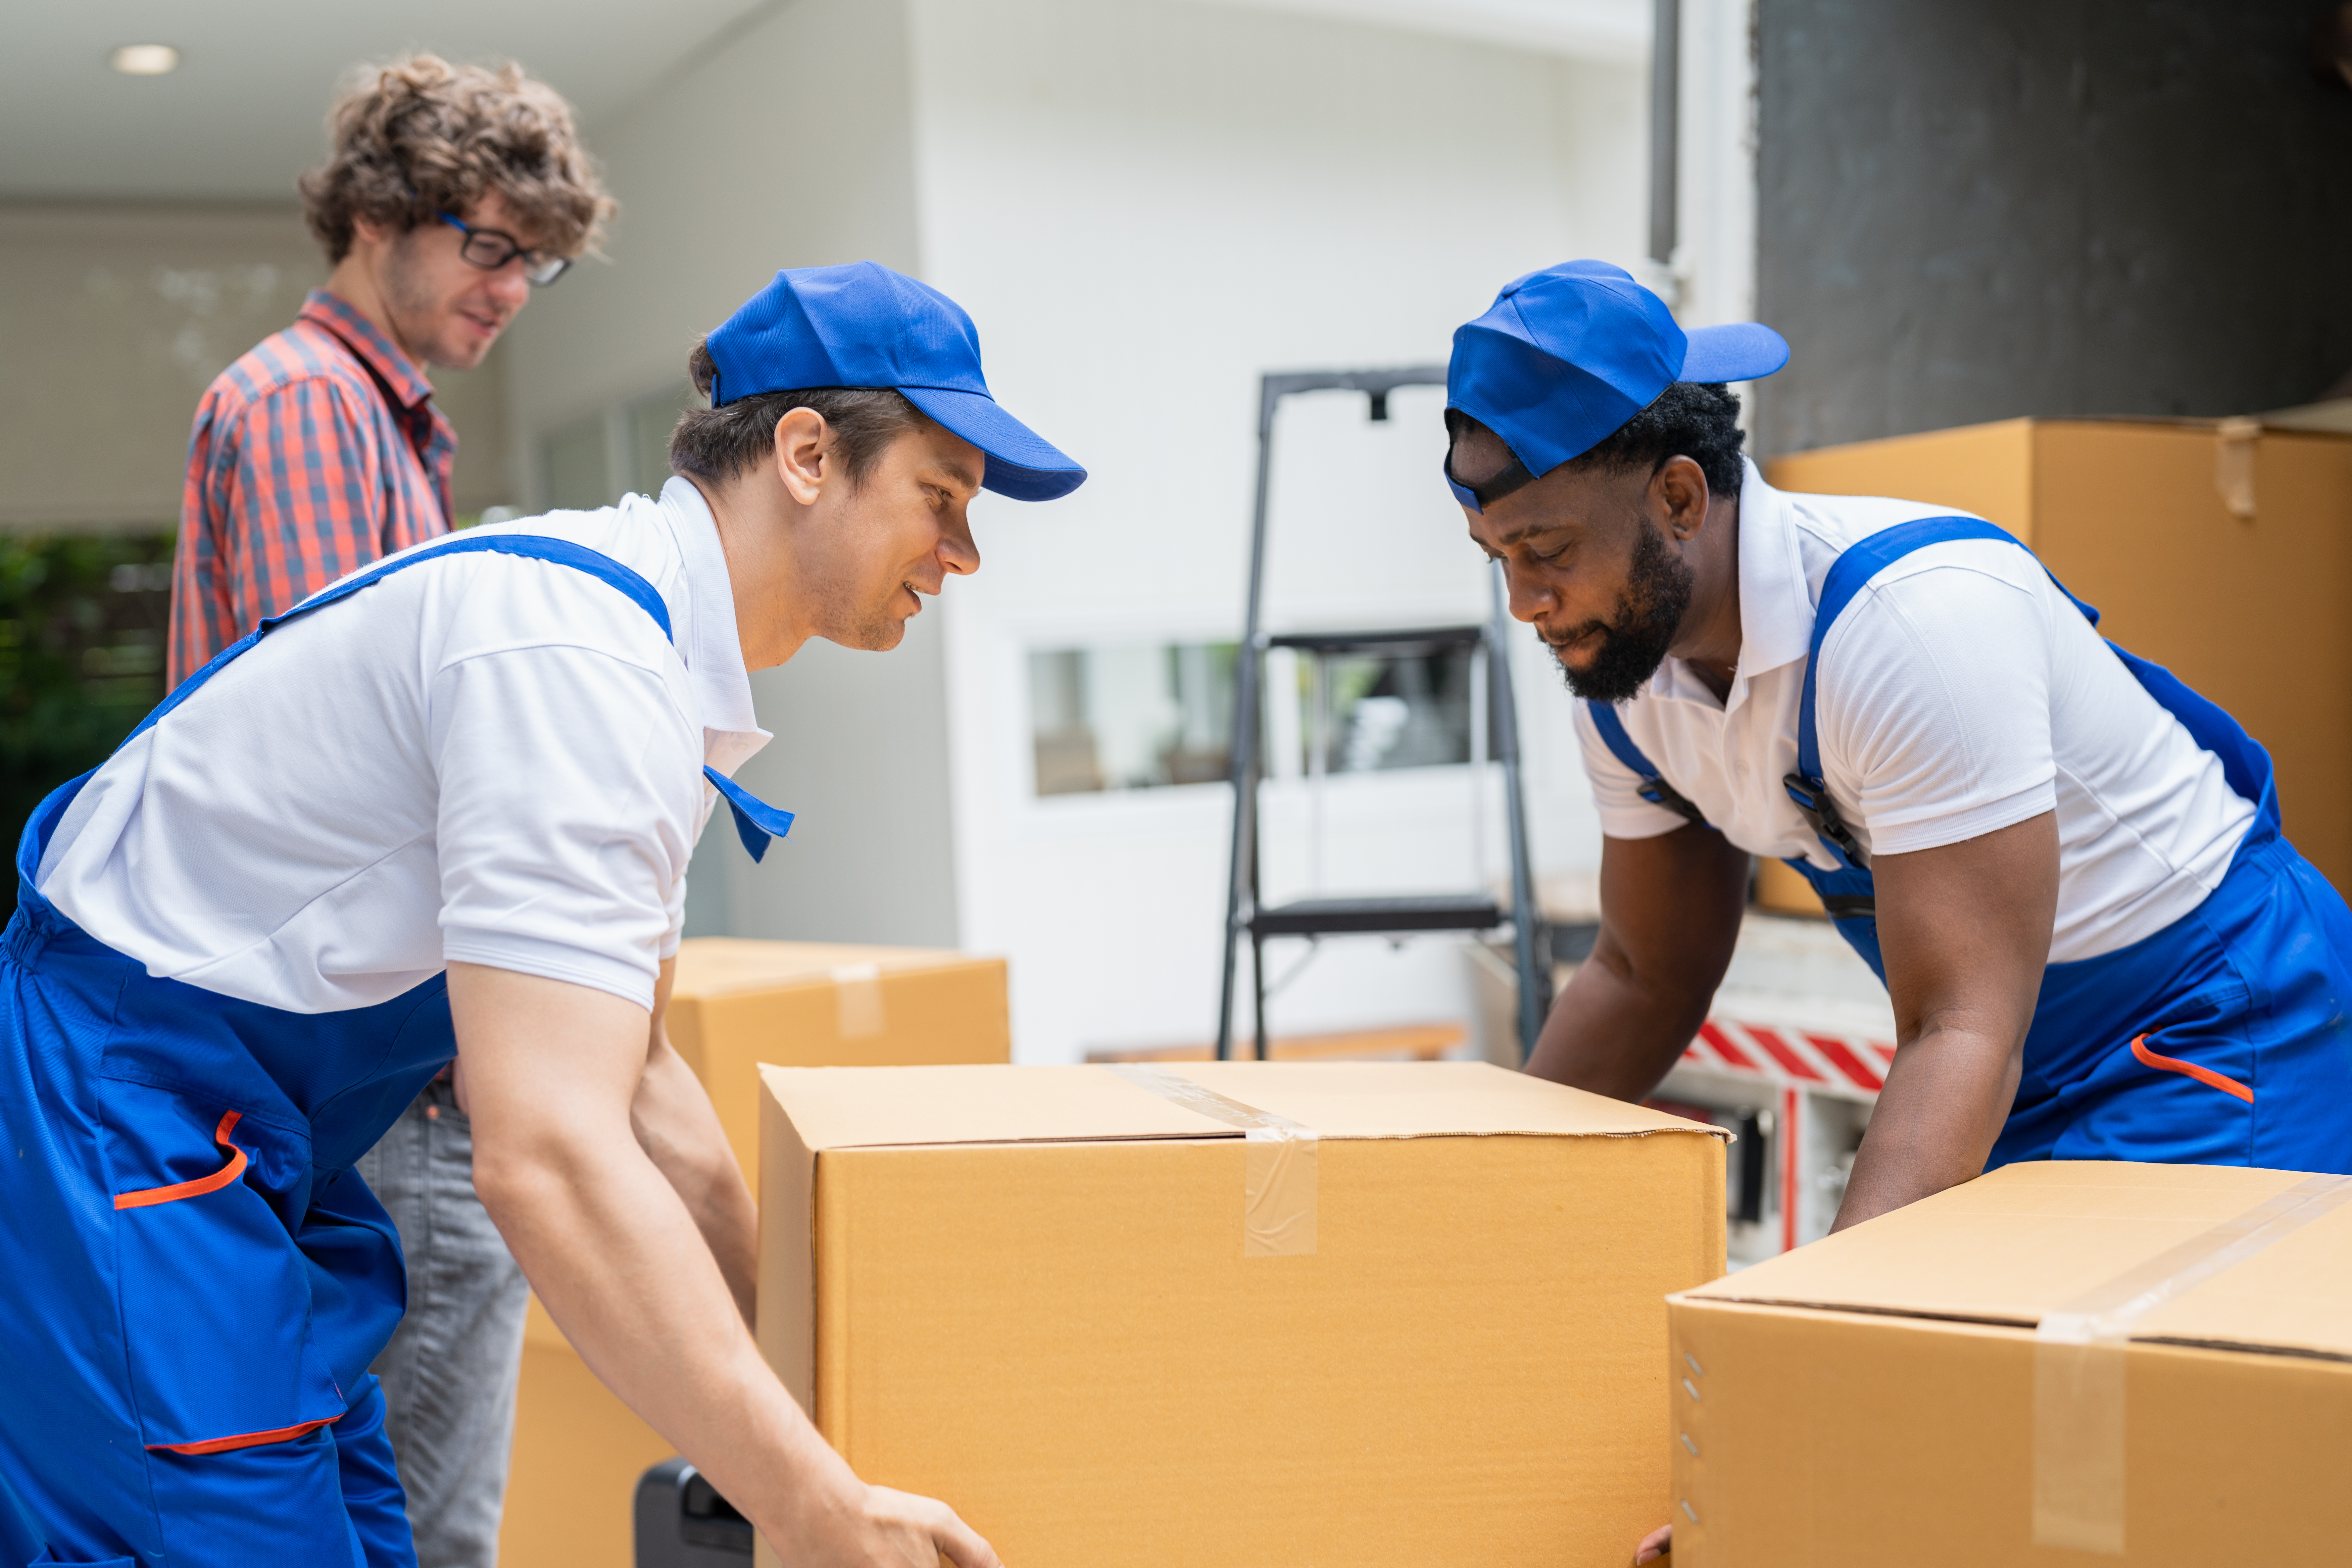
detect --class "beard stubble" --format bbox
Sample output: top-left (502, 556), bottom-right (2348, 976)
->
top-left (1546, 519), bottom-right (1696, 703)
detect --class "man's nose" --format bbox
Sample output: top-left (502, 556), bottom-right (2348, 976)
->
top-left (1503, 558), bottom-right (1551, 623)
top-left (486, 263), bottom-right (531, 313)
top-left (941, 511), bottom-right (981, 577)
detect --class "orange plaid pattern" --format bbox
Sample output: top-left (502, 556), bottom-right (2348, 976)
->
top-left (169, 290), bottom-right (455, 686)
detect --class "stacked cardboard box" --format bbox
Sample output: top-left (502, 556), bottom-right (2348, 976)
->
top-left (497, 938), bottom-right (1011, 1568)
top-left (756, 1059), bottom-right (1728, 1567)
top-left (1666, 1159), bottom-right (2352, 1564)
top-left (1761, 417), bottom-right (2352, 912)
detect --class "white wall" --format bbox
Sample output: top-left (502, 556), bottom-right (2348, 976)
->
top-left (0, 202), bottom-right (515, 532)
top-left (911, 0), bottom-right (1647, 1061)
top-left (1671, 0), bottom-right (1760, 333)
top-left (503, 0), bottom-right (965, 949)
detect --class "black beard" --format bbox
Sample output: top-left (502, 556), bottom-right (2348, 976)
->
top-left (1547, 520), bottom-right (1695, 703)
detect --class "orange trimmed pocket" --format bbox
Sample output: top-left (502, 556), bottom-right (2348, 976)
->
top-left (114, 1109), bottom-right (248, 1209)
top-left (148, 1414), bottom-right (338, 1455)
top-left (2131, 1032), bottom-right (2254, 1103)
top-left (102, 1078), bottom-right (348, 1451)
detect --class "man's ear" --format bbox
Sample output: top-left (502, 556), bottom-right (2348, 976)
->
top-left (350, 213), bottom-right (394, 252)
top-left (772, 406), bottom-right (830, 506)
top-left (1655, 454), bottom-right (1712, 542)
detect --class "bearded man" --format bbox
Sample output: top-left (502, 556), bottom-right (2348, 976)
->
top-left (1447, 260), bottom-right (2352, 1237)
top-left (1442, 264), bottom-right (2352, 1564)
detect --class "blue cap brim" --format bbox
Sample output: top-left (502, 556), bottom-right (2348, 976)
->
top-left (898, 386), bottom-right (1086, 502)
top-left (1680, 322), bottom-right (1791, 384)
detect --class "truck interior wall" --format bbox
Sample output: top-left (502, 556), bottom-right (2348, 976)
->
top-left (1753, 0), bottom-right (2352, 455)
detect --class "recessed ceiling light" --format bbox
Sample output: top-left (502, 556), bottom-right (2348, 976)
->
top-left (109, 44), bottom-right (180, 76)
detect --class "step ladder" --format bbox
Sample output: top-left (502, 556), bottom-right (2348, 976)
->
top-left (1215, 367), bottom-right (1549, 1062)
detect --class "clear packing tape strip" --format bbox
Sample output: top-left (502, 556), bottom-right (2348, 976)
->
top-left (828, 963), bottom-right (885, 1041)
top-left (1108, 1066), bottom-right (1318, 1257)
top-left (2032, 1172), bottom-right (2352, 1554)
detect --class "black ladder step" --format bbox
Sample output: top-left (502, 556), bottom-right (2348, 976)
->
top-left (1252, 894), bottom-right (1506, 936)
top-left (1265, 625), bottom-right (1485, 656)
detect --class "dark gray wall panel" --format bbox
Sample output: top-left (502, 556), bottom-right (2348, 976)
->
top-left (1755, 0), bottom-right (2352, 455)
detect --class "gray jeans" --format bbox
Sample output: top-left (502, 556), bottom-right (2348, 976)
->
top-left (355, 1075), bottom-right (531, 1568)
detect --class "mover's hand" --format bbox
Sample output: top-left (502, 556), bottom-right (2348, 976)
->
top-left (782, 1481), bottom-right (1002, 1568)
top-left (1634, 1522), bottom-right (1671, 1563)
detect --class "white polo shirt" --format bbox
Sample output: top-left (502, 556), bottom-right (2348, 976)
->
top-left (1575, 461), bottom-right (2254, 964)
top-left (37, 476), bottom-right (770, 1013)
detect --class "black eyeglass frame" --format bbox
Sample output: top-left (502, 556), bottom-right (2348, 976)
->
top-left (436, 212), bottom-right (571, 286)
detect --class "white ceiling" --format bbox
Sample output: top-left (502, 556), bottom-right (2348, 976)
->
top-left (0, 0), bottom-right (781, 201)
top-left (1208, 0), bottom-right (1648, 62)
top-left (0, 0), bottom-right (1648, 203)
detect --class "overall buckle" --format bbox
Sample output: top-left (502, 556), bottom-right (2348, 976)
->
top-left (1783, 773), bottom-right (1871, 871)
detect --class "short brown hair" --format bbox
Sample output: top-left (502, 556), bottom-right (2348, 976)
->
top-left (668, 337), bottom-right (934, 489)
top-left (299, 54), bottom-right (614, 263)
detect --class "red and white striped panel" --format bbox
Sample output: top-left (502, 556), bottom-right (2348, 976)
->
top-left (1680, 1017), bottom-right (1893, 1102)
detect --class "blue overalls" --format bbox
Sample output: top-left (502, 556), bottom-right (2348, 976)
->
top-left (0, 535), bottom-right (792, 1568)
top-left (1590, 517), bottom-right (2352, 1173)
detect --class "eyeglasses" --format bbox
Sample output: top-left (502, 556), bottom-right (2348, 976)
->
top-left (437, 212), bottom-right (571, 286)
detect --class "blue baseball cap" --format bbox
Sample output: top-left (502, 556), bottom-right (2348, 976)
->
top-left (705, 261), bottom-right (1086, 503)
top-left (1443, 259), bottom-right (1789, 511)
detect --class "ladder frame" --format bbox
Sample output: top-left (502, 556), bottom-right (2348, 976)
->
top-left (1214, 367), bottom-right (1550, 1063)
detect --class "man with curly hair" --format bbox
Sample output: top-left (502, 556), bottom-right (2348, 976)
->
top-left (162, 54), bottom-right (611, 1568)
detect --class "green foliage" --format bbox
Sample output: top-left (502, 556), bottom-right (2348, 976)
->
top-left (0, 532), bottom-right (175, 856)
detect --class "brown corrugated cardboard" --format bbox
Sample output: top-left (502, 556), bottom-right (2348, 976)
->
top-left (498, 938), bottom-right (1010, 1568)
top-left (1766, 418), bottom-right (2352, 893)
top-left (1665, 1160), bottom-right (2352, 1565)
top-left (664, 937), bottom-right (1011, 1183)
top-left (756, 1060), bottom-right (1728, 1568)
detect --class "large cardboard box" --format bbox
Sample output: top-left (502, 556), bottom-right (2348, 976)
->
top-left (755, 1060), bottom-right (1727, 1567)
top-left (1766, 418), bottom-right (2352, 897)
top-left (1665, 1160), bottom-right (2352, 1565)
top-left (498, 938), bottom-right (1010, 1568)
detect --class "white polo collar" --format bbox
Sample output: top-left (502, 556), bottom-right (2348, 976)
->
top-left (1638, 457), bottom-right (1811, 716)
top-left (655, 475), bottom-right (771, 776)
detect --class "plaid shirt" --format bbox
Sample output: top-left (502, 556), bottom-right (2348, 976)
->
top-left (169, 289), bottom-right (456, 686)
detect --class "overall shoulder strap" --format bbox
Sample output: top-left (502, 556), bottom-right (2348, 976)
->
top-left (1585, 700), bottom-right (1711, 829)
top-left (1799, 512), bottom-right (2277, 852)
top-left (1791, 515), bottom-right (2084, 869)
top-left (136, 534), bottom-right (676, 746)
top-left (128, 532), bottom-right (796, 862)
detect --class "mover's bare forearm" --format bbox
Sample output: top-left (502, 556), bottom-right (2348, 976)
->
top-left (1834, 1020), bottom-right (2022, 1228)
top-left (449, 963), bottom-right (853, 1550)
top-left (1835, 813), bottom-right (2057, 1231)
top-left (1522, 825), bottom-right (1749, 1100)
top-left (631, 1035), bottom-right (759, 1323)
top-left (1523, 942), bottom-right (1715, 1098)
top-left (486, 1100), bottom-right (836, 1530)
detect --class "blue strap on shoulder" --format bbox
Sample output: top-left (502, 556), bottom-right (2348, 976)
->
top-left (1786, 518), bottom-right (2058, 869)
top-left (1794, 517), bottom-right (2098, 789)
top-left (132, 532), bottom-right (794, 862)
top-left (1585, 699), bottom-right (1710, 828)
top-left (1585, 699), bottom-right (1658, 777)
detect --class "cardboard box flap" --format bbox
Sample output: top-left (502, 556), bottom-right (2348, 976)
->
top-left (674, 937), bottom-right (977, 996)
top-left (1685, 1160), bottom-right (2352, 1359)
top-left (1164, 1060), bottom-right (1724, 1139)
top-left (760, 1060), bottom-right (1723, 1151)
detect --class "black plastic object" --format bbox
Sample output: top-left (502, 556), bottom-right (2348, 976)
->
top-left (1730, 1109), bottom-right (1767, 1226)
top-left (1253, 894), bottom-right (1505, 938)
top-left (1265, 625), bottom-right (1484, 657)
top-left (635, 1458), bottom-right (753, 1565)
